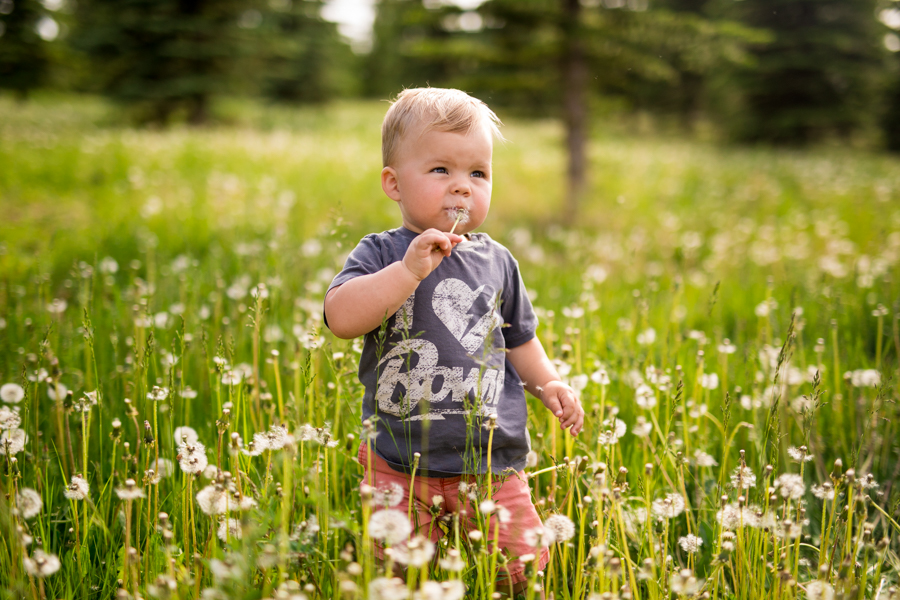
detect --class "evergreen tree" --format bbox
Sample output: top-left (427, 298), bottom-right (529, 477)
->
top-left (363, 0), bottom-right (460, 98)
top-left (0, 0), bottom-right (51, 98)
top-left (259, 0), bottom-right (358, 103)
top-left (443, 0), bottom-right (759, 220)
top-left (71, 0), bottom-right (250, 124)
top-left (727, 0), bottom-right (884, 144)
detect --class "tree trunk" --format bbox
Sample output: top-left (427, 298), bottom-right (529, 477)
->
top-left (561, 0), bottom-right (588, 225)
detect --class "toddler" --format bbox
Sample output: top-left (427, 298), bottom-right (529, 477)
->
top-left (324, 87), bottom-right (584, 593)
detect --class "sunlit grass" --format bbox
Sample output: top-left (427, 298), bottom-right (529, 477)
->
top-left (0, 94), bottom-right (897, 600)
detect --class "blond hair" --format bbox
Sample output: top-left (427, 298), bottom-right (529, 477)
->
top-left (381, 87), bottom-right (503, 167)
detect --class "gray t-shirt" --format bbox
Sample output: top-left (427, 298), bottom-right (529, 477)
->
top-left (327, 227), bottom-right (538, 476)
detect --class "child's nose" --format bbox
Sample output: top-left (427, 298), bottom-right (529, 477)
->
top-left (452, 177), bottom-right (471, 195)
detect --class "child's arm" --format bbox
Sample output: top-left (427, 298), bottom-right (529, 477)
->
top-left (325, 228), bottom-right (463, 339)
top-left (507, 337), bottom-right (584, 436)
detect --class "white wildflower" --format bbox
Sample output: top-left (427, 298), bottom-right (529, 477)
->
top-left (1, 383), bottom-right (25, 404)
top-left (652, 493), bottom-right (686, 519)
top-left (64, 475), bottom-right (89, 500)
top-left (391, 536), bottom-right (434, 568)
top-left (116, 478), bottom-right (146, 500)
top-left (368, 577), bottom-right (409, 600)
top-left (217, 518), bottom-right (242, 542)
top-left (774, 473), bottom-right (806, 500)
top-left (174, 426), bottom-right (199, 445)
top-left (678, 534), bottom-right (703, 553)
top-left (196, 484), bottom-right (230, 515)
top-left (23, 550), bottom-right (61, 577)
top-left (635, 384), bottom-right (656, 409)
top-left (805, 580), bottom-right (834, 600)
top-left (178, 441), bottom-right (209, 474)
top-left (0, 405), bottom-right (21, 430)
top-left (730, 465), bottom-right (757, 490)
top-left (18, 488), bottom-right (43, 519)
top-left (544, 514), bottom-right (576, 542)
top-left (368, 509), bottom-right (412, 546)
top-left (523, 525), bottom-right (556, 548)
top-left (1, 428), bottom-right (27, 454)
top-left (374, 482), bottom-right (405, 508)
top-left (787, 446), bottom-right (813, 463)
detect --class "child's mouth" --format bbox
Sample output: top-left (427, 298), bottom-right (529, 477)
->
top-left (448, 208), bottom-right (469, 233)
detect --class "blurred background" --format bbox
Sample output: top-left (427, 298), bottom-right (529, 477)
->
top-left (3, 0), bottom-right (900, 211)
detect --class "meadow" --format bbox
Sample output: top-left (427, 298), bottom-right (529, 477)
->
top-left (0, 94), bottom-right (898, 600)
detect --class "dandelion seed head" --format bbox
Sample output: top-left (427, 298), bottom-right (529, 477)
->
top-left (368, 577), bottom-right (409, 600)
top-left (1, 383), bottom-right (25, 404)
top-left (64, 475), bottom-right (89, 500)
top-left (368, 509), bottom-right (412, 546)
top-left (787, 446), bottom-right (813, 463)
top-left (678, 534), bottom-right (703, 553)
top-left (174, 426), bottom-right (199, 446)
top-left (730, 465), bottom-right (757, 490)
top-left (47, 382), bottom-right (68, 401)
top-left (116, 478), bottom-right (146, 500)
top-left (693, 449), bottom-right (718, 467)
top-left (652, 493), bottom-right (686, 519)
top-left (590, 369), bottom-right (610, 386)
top-left (23, 549), bottom-right (60, 577)
top-left (806, 580), bottom-right (835, 600)
top-left (635, 384), bottom-right (656, 409)
top-left (544, 514), bottom-right (576, 542)
top-left (391, 535), bottom-right (434, 568)
top-left (374, 482), bottom-right (404, 508)
top-left (812, 482), bottom-right (835, 500)
top-left (147, 386), bottom-right (169, 401)
top-left (0, 405), bottom-right (21, 430)
top-left (17, 488), bottom-right (42, 519)
top-left (439, 549), bottom-right (465, 572)
top-left (217, 518), bottom-right (242, 542)
top-left (1, 428), bottom-right (28, 455)
top-left (196, 484), bottom-right (230, 515)
top-left (633, 416), bottom-right (653, 438)
top-left (265, 425), bottom-right (290, 450)
top-left (774, 473), bottom-right (806, 500)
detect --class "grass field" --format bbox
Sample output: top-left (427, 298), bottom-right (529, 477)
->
top-left (0, 94), bottom-right (898, 600)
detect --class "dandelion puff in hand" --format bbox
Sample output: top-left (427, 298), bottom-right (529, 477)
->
top-left (64, 475), bottom-right (89, 500)
top-left (0, 383), bottom-right (25, 404)
top-left (17, 488), bottom-right (43, 519)
top-left (544, 514), bottom-right (576, 542)
top-left (368, 509), bottom-right (412, 546)
top-left (23, 550), bottom-right (61, 578)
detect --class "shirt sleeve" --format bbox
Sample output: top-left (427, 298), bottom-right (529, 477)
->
top-left (499, 251), bottom-right (538, 349)
top-left (324, 234), bottom-right (387, 330)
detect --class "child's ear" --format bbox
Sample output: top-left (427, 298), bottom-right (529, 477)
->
top-left (381, 167), bottom-right (401, 202)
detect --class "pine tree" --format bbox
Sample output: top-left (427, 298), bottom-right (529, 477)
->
top-left (259, 0), bottom-right (358, 103)
top-left (71, 0), bottom-right (249, 124)
top-left (728, 0), bottom-right (884, 144)
top-left (0, 0), bottom-right (51, 99)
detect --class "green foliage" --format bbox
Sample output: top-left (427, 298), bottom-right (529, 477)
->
top-left (0, 0), bottom-right (51, 97)
top-left (724, 0), bottom-right (887, 144)
top-left (1, 96), bottom-right (899, 600)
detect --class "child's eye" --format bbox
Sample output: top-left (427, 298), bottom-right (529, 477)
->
top-left (471, 170), bottom-right (485, 178)
top-left (432, 167), bottom-right (447, 174)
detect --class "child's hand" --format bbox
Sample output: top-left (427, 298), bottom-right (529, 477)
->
top-left (539, 381), bottom-right (584, 436)
top-left (402, 228), bottom-right (463, 281)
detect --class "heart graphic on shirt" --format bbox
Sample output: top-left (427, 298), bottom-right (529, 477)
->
top-left (433, 278), bottom-right (503, 354)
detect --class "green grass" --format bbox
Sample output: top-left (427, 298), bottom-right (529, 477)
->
top-left (0, 93), bottom-right (897, 600)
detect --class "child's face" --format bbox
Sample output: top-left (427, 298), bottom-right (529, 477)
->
top-left (381, 122), bottom-right (492, 235)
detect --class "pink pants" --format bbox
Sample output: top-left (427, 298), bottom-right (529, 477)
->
top-left (359, 443), bottom-right (550, 584)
